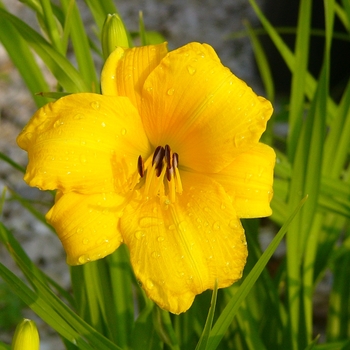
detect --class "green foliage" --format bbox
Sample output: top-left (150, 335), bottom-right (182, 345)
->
top-left (0, 0), bottom-right (349, 348)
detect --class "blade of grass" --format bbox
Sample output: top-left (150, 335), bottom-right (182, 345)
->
top-left (248, 0), bottom-right (337, 123)
top-left (83, 0), bottom-right (118, 31)
top-left (206, 196), bottom-right (307, 350)
top-left (195, 280), bottom-right (218, 350)
top-left (0, 8), bottom-right (89, 92)
top-left (0, 13), bottom-right (50, 107)
top-left (107, 245), bottom-right (135, 348)
top-left (0, 152), bottom-right (25, 173)
top-left (0, 260), bottom-right (95, 349)
top-left (244, 19), bottom-right (274, 102)
top-left (40, 0), bottom-right (64, 53)
top-left (60, 0), bottom-right (99, 92)
top-left (131, 302), bottom-right (162, 350)
top-left (287, 0), bottom-right (312, 162)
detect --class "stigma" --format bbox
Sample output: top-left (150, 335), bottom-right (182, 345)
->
top-left (131, 145), bottom-right (183, 202)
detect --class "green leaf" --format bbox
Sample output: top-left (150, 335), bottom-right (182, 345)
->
top-left (0, 13), bottom-right (50, 107)
top-left (244, 20), bottom-right (274, 102)
top-left (195, 280), bottom-right (218, 350)
top-left (0, 8), bottom-right (89, 92)
top-left (131, 302), bottom-right (162, 350)
top-left (206, 196), bottom-right (307, 349)
top-left (60, 0), bottom-right (99, 92)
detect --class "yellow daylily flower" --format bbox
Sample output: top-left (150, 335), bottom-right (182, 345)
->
top-left (17, 42), bottom-right (275, 314)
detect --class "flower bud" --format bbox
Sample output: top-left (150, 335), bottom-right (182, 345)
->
top-left (11, 319), bottom-right (39, 350)
top-left (102, 14), bottom-right (129, 59)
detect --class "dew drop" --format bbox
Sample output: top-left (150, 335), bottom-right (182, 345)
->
top-left (234, 133), bottom-right (246, 147)
top-left (73, 113), bottom-right (84, 120)
top-left (229, 219), bottom-right (238, 229)
top-left (135, 230), bottom-right (145, 240)
top-left (186, 275), bottom-right (194, 286)
top-left (178, 221), bottom-right (188, 232)
top-left (76, 227), bottom-right (84, 234)
top-left (157, 236), bottom-right (165, 242)
top-left (167, 88), bottom-right (175, 96)
top-left (139, 216), bottom-right (160, 228)
top-left (121, 128), bottom-right (127, 136)
top-left (213, 222), bottom-right (221, 230)
top-left (53, 119), bottom-right (64, 128)
top-left (146, 279), bottom-right (154, 290)
top-left (101, 121), bottom-right (106, 127)
top-left (90, 101), bottom-right (100, 110)
top-left (244, 173), bottom-right (253, 183)
top-left (78, 255), bottom-right (91, 264)
top-left (168, 224), bottom-right (176, 230)
top-left (187, 65), bottom-right (196, 75)
top-left (151, 251), bottom-right (160, 259)
top-left (80, 154), bottom-right (87, 163)
top-left (82, 238), bottom-right (89, 245)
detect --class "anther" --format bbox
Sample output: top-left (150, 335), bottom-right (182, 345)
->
top-left (166, 166), bottom-right (174, 181)
top-left (164, 144), bottom-right (172, 169)
top-left (137, 156), bottom-right (144, 177)
top-left (152, 146), bottom-right (164, 166)
top-left (173, 153), bottom-right (179, 168)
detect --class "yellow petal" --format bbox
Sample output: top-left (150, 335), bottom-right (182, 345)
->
top-left (120, 171), bottom-right (247, 314)
top-left (17, 93), bottom-right (151, 194)
top-left (101, 43), bottom-right (168, 112)
top-left (213, 143), bottom-right (275, 218)
top-left (141, 42), bottom-right (273, 172)
top-left (46, 191), bottom-right (125, 265)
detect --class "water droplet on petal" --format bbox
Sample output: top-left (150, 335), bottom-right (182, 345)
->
top-left (187, 65), bottom-right (196, 75)
top-left (73, 113), bottom-right (85, 120)
top-left (178, 221), bottom-right (188, 232)
top-left (90, 101), bottom-right (100, 110)
top-left (80, 154), bottom-right (87, 163)
top-left (101, 121), bottom-right (106, 127)
top-left (244, 173), bottom-right (253, 183)
top-left (151, 251), bottom-right (160, 259)
top-left (167, 88), bottom-right (175, 96)
top-left (135, 230), bottom-right (145, 240)
top-left (82, 238), bottom-right (89, 245)
top-left (121, 128), bottom-right (127, 135)
top-left (78, 255), bottom-right (91, 264)
top-left (229, 219), bottom-right (239, 229)
top-left (168, 224), bottom-right (176, 230)
top-left (213, 222), bottom-right (221, 230)
top-left (234, 133), bottom-right (246, 147)
top-left (54, 119), bottom-right (64, 128)
top-left (146, 279), bottom-right (154, 290)
top-left (157, 236), bottom-right (164, 242)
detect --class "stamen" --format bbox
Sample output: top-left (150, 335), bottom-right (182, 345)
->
top-left (152, 146), bottom-right (164, 166)
top-left (166, 166), bottom-right (174, 181)
top-left (173, 153), bottom-right (179, 168)
top-left (133, 145), bottom-right (182, 202)
top-left (164, 144), bottom-right (172, 169)
top-left (137, 156), bottom-right (144, 177)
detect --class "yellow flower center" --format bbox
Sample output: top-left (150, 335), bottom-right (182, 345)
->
top-left (131, 145), bottom-right (183, 202)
